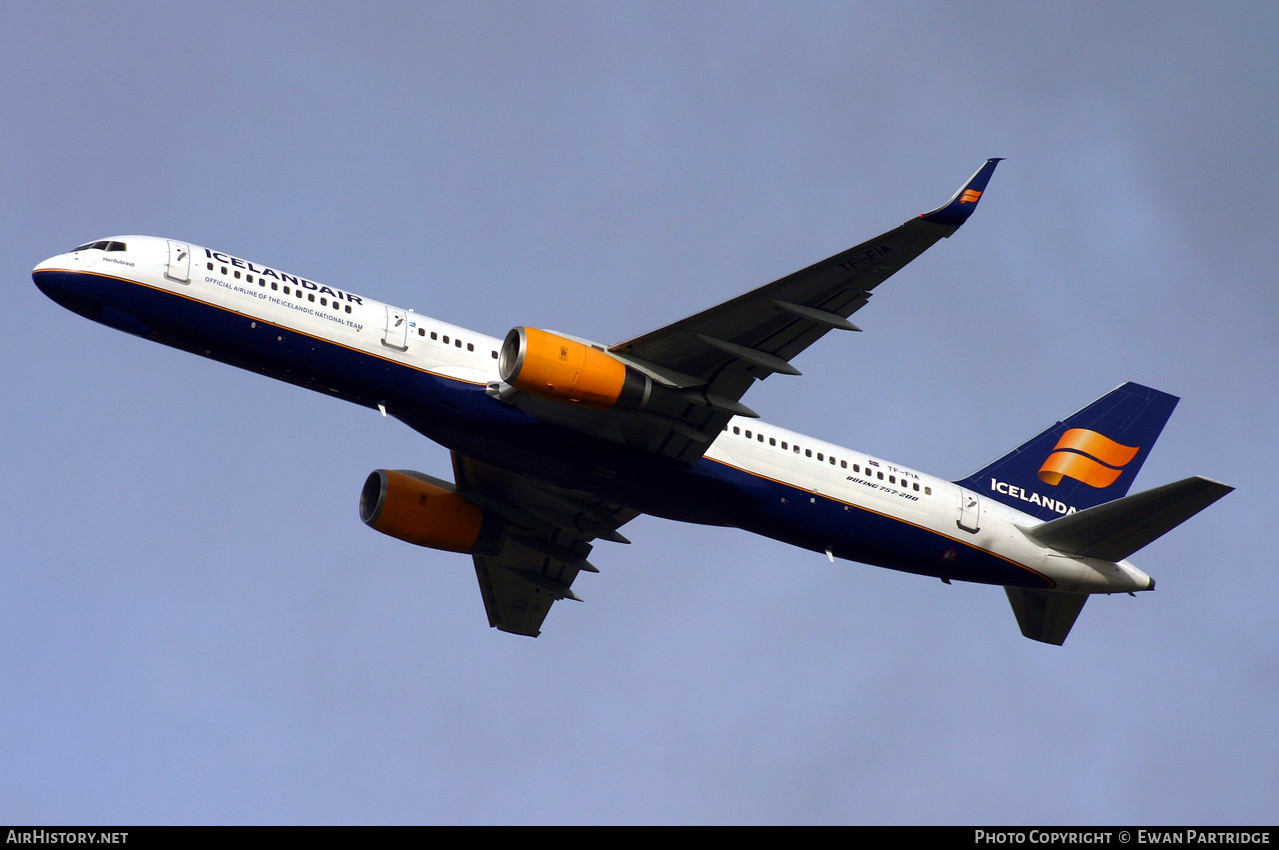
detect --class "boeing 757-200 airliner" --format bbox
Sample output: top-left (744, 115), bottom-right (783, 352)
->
top-left (33, 160), bottom-right (1231, 644)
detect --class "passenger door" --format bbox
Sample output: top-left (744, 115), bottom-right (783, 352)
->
top-left (382, 306), bottom-right (408, 350)
top-left (957, 487), bottom-right (982, 533)
top-left (165, 240), bottom-right (190, 283)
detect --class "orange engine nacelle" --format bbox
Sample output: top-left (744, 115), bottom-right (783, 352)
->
top-left (359, 469), bottom-right (504, 556)
top-left (499, 327), bottom-right (652, 411)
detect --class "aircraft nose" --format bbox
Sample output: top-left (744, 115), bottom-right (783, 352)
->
top-left (32, 253), bottom-right (69, 296)
top-left (33, 252), bottom-right (101, 319)
top-left (33, 252), bottom-right (69, 276)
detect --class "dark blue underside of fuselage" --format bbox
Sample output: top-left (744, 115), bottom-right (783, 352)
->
top-left (35, 269), bottom-right (1051, 590)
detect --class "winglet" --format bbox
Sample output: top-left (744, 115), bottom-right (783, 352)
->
top-left (918, 158), bottom-right (1003, 229)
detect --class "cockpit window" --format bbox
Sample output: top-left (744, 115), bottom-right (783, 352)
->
top-left (71, 240), bottom-right (127, 252)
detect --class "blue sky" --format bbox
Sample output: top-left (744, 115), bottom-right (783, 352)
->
top-left (3, 2), bottom-right (1276, 824)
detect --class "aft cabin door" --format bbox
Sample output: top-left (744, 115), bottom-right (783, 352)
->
top-left (382, 306), bottom-right (408, 350)
top-left (957, 487), bottom-right (982, 533)
top-left (165, 240), bottom-right (190, 283)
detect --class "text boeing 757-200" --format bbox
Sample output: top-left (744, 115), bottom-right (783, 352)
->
top-left (33, 159), bottom-right (1231, 644)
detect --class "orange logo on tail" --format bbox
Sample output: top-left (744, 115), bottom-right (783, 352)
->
top-left (959, 189), bottom-right (983, 204)
top-left (1038, 429), bottom-right (1139, 488)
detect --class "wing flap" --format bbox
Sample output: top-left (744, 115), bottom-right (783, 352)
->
top-left (453, 452), bottom-right (637, 637)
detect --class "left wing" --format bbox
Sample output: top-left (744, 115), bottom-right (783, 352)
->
top-left (451, 451), bottom-right (637, 637)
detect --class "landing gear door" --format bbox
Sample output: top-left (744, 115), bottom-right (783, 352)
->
top-left (165, 240), bottom-right (191, 283)
top-left (382, 306), bottom-right (409, 350)
top-left (957, 487), bottom-right (982, 533)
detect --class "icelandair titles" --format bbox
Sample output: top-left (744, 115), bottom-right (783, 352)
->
top-left (990, 478), bottom-right (1077, 515)
top-left (204, 249), bottom-right (363, 305)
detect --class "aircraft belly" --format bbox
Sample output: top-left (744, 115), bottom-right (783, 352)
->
top-left (402, 411), bottom-right (761, 528)
top-left (701, 462), bottom-right (1053, 589)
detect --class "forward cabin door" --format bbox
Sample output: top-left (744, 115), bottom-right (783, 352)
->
top-left (382, 306), bottom-right (408, 350)
top-left (165, 240), bottom-right (190, 283)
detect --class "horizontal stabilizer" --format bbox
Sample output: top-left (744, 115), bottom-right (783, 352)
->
top-left (1006, 588), bottom-right (1088, 645)
top-left (1021, 476), bottom-right (1232, 562)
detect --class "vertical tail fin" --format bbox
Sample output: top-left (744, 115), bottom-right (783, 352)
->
top-left (956, 382), bottom-right (1179, 521)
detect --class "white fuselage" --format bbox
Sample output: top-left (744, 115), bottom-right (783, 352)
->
top-left (34, 235), bottom-right (1154, 595)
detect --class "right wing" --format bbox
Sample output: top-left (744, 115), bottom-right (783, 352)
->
top-left (605, 158), bottom-right (1004, 462)
top-left (451, 451), bottom-right (637, 637)
top-left (492, 159), bottom-right (1002, 464)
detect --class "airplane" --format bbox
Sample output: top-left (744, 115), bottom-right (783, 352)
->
top-left (32, 159), bottom-right (1232, 644)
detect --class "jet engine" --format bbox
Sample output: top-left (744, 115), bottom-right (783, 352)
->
top-left (499, 327), bottom-right (652, 411)
top-left (359, 469), bottom-right (504, 556)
